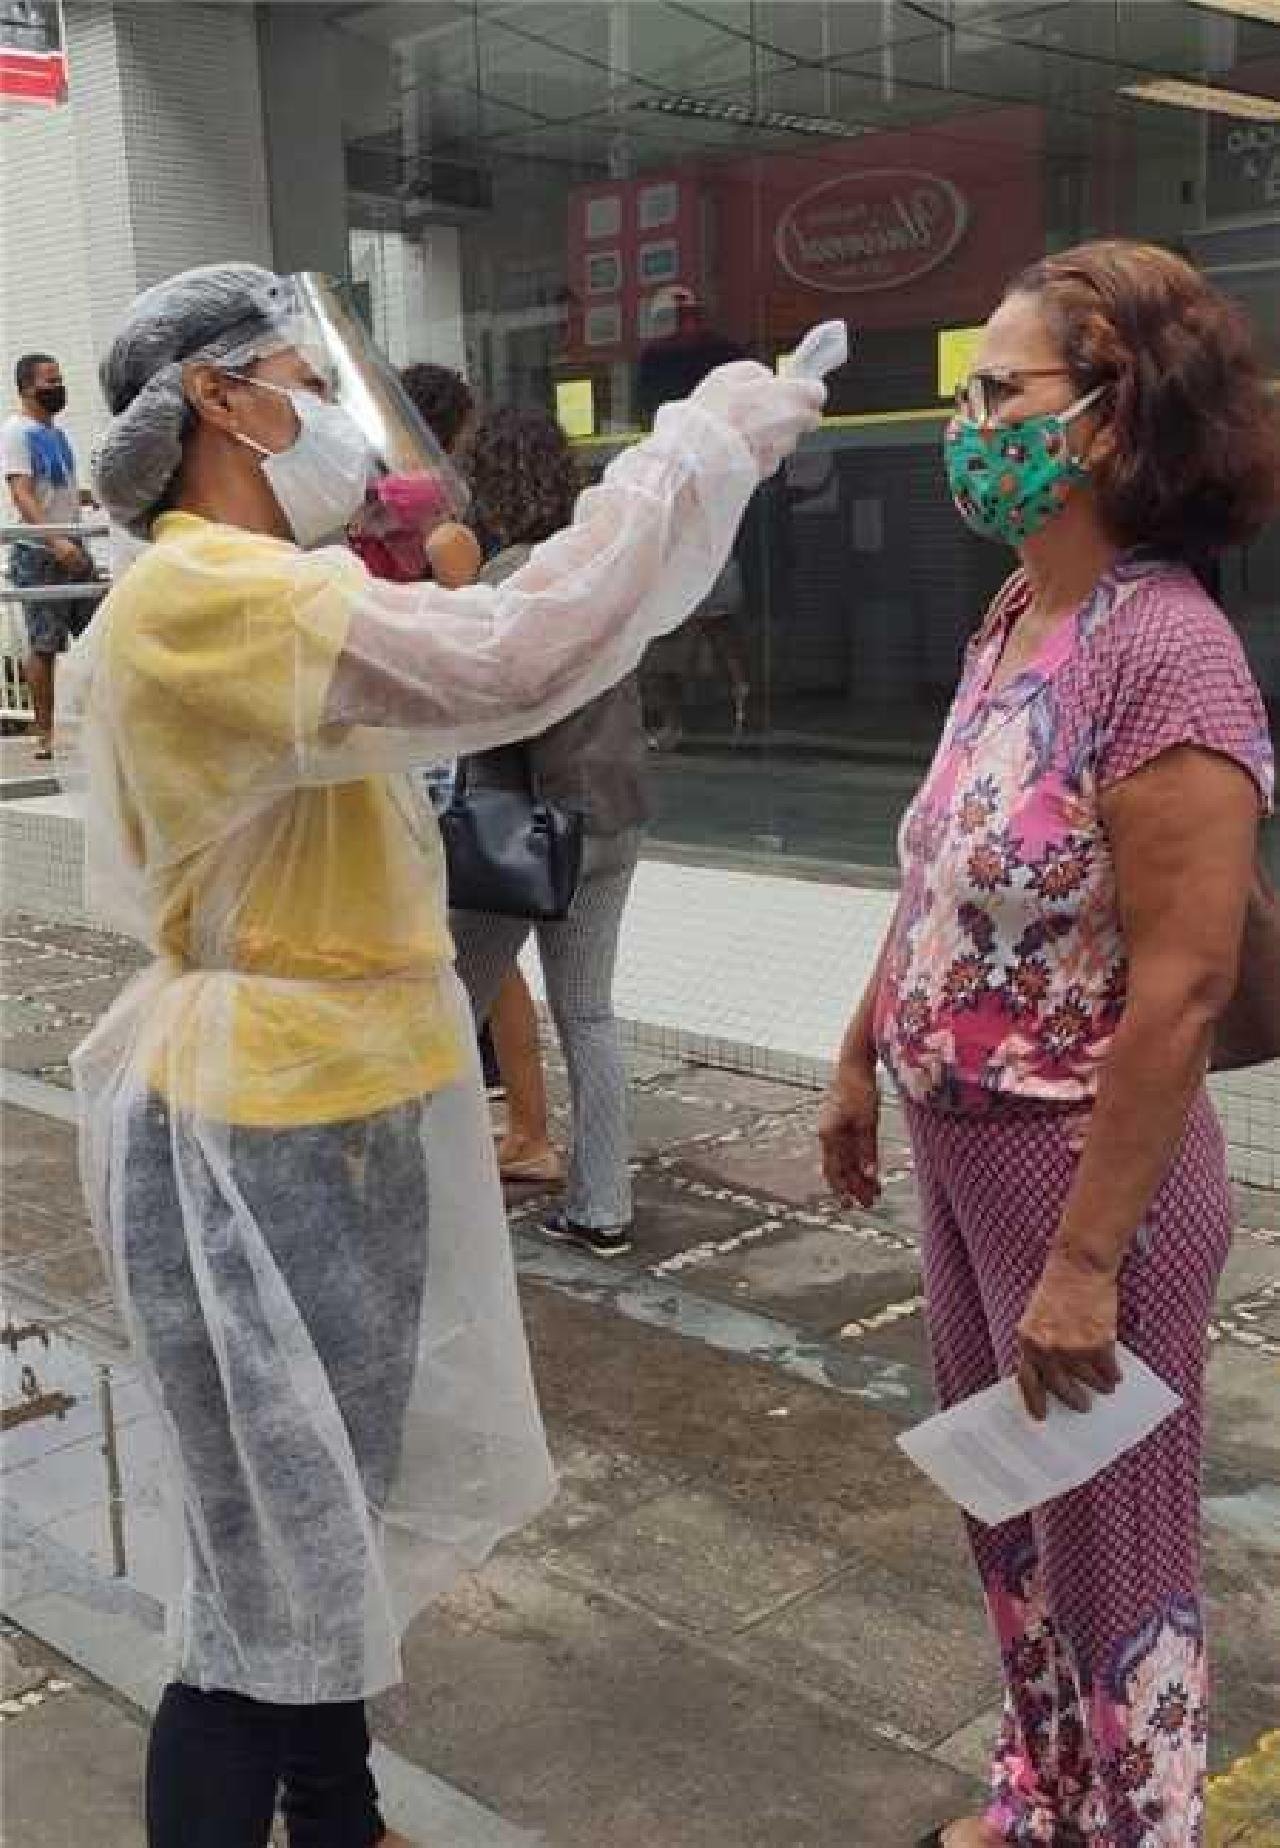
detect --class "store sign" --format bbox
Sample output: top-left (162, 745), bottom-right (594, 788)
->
top-left (775, 169), bottom-right (968, 295)
top-left (0, 1), bottom-right (68, 107)
top-left (718, 104), bottom-right (1045, 342)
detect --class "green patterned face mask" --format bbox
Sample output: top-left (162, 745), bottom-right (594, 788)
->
top-left (944, 386), bottom-right (1105, 546)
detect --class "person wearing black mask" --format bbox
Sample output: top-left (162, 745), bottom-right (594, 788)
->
top-left (3, 352), bottom-right (99, 756)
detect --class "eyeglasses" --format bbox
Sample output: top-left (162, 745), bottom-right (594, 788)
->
top-left (953, 368), bottom-right (1075, 426)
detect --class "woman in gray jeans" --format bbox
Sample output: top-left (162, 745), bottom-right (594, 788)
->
top-left (451, 408), bottom-right (649, 1258)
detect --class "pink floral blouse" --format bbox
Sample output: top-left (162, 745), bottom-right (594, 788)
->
top-left (876, 552), bottom-right (1275, 1111)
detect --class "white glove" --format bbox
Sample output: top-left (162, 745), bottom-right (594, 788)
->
top-left (689, 361), bottom-right (827, 479)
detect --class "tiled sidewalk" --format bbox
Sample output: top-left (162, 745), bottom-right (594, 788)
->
top-left (3, 912), bottom-right (1278, 1845)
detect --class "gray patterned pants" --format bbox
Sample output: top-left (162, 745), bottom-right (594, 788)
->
top-left (450, 830), bottom-right (640, 1229)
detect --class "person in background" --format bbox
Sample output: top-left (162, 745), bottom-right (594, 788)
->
top-left (635, 285), bottom-right (746, 429)
top-left (348, 362), bottom-right (484, 784)
top-left (637, 291), bottom-right (752, 753)
top-left (820, 241), bottom-right (1277, 1848)
top-left (349, 358), bottom-right (518, 1099)
top-left (398, 362), bottom-right (481, 590)
top-left (451, 408), bottom-right (653, 1251)
top-left (401, 360), bottom-right (476, 459)
top-left (392, 362), bottom-right (549, 1118)
top-left (349, 361), bottom-right (481, 591)
top-left (642, 551), bottom-right (750, 751)
top-left (2, 352), bottom-right (98, 757)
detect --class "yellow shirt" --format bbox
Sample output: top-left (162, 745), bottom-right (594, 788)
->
top-left (100, 512), bottom-right (463, 1127)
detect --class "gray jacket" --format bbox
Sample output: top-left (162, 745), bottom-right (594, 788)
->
top-left (466, 544), bottom-right (651, 837)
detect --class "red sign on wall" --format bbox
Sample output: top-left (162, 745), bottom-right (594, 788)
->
top-left (565, 171), bottom-right (704, 360)
top-left (1, 1), bottom-right (68, 108)
top-left (715, 104), bottom-right (1045, 344)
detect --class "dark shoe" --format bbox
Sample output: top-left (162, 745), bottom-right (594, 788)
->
top-left (542, 1211), bottom-right (632, 1259)
top-left (914, 1834), bottom-right (945, 1848)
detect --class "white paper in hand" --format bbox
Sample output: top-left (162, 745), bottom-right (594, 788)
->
top-left (897, 1346), bottom-right (1181, 1526)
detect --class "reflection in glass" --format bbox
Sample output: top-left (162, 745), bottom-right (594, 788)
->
top-left (263, 0), bottom-right (1277, 874)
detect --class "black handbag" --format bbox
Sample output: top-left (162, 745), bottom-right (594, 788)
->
top-left (440, 753), bottom-right (585, 920)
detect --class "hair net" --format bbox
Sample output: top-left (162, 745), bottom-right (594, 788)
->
top-left (95, 262), bottom-right (290, 534)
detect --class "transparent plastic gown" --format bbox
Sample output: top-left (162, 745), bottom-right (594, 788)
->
top-left (60, 361), bottom-right (827, 1702)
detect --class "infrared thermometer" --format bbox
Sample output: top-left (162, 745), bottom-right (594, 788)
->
top-left (786, 319), bottom-right (850, 381)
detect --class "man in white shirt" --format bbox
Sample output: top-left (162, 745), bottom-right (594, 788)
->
top-left (2, 352), bottom-right (99, 756)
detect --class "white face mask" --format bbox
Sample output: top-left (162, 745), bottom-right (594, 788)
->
top-left (233, 379), bottom-right (374, 548)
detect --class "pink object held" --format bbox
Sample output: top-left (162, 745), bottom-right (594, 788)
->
top-left (376, 471), bottom-right (451, 529)
top-left (349, 471), bottom-right (455, 582)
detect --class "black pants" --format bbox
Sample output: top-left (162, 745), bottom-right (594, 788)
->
top-left (146, 1682), bottom-right (385, 1847)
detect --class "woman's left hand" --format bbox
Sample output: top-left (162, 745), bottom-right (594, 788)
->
top-left (1016, 1249), bottom-right (1122, 1421)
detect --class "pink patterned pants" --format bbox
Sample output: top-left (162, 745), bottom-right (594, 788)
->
top-left (905, 1091), bottom-right (1234, 1847)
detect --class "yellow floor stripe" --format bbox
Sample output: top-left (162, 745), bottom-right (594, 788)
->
top-left (1206, 1728), bottom-right (1280, 1846)
top-left (569, 405), bottom-right (950, 449)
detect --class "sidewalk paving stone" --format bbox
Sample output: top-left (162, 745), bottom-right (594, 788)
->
top-left (728, 1556), bottom-right (1000, 1748)
top-left (382, 1553), bottom-right (978, 1848)
top-left (537, 1486), bottom-right (848, 1637)
top-left (0, 1634), bottom-right (146, 1848)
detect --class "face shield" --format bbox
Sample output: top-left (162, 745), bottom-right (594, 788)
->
top-left (250, 271), bottom-right (469, 542)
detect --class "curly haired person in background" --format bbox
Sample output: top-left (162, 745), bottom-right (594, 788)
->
top-left (451, 407), bottom-right (655, 1253)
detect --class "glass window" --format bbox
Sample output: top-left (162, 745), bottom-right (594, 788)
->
top-left (262, 0), bottom-right (1278, 877)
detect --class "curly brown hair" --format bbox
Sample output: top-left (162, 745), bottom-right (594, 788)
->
top-left (400, 362), bottom-right (475, 454)
top-left (468, 406), bottom-right (579, 550)
top-left (1008, 239), bottom-right (1280, 556)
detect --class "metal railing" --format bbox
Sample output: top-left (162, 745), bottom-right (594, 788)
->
top-left (2, 521), bottom-right (110, 726)
top-left (0, 522), bottom-right (110, 541)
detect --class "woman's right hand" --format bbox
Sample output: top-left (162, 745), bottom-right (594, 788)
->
top-left (690, 362), bottom-right (826, 479)
top-left (818, 1052), bottom-right (882, 1208)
